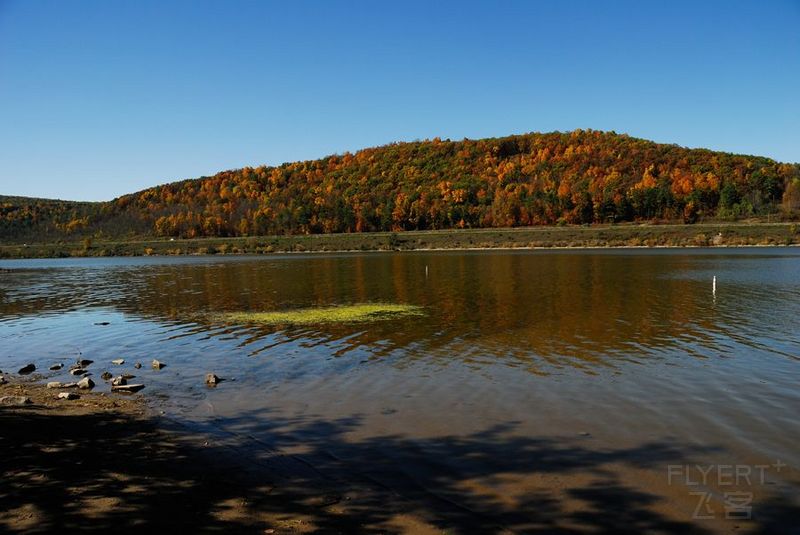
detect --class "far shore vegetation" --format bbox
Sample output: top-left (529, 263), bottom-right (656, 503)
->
top-left (1, 221), bottom-right (799, 260)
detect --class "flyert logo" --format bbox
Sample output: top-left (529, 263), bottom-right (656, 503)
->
top-left (667, 461), bottom-right (787, 520)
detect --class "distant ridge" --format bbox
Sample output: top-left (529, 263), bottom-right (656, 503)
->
top-left (0, 195), bottom-right (99, 205)
top-left (2, 130), bottom-right (799, 242)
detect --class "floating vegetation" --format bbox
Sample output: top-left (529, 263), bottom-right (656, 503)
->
top-left (219, 303), bottom-right (425, 326)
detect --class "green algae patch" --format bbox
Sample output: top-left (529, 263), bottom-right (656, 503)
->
top-left (220, 303), bottom-right (424, 326)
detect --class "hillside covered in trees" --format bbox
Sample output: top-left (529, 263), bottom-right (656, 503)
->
top-left (2, 130), bottom-right (800, 243)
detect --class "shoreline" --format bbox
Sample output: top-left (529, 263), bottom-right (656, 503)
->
top-left (0, 377), bottom-right (386, 533)
top-left (2, 222), bottom-right (799, 259)
top-left (3, 375), bottom-right (798, 533)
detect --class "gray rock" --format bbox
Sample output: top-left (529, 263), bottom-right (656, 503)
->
top-left (100, 371), bottom-right (113, 380)
top-left (0, 375), bottom-right (6, 385)
top-left (70, 368), bottom-right (87, 376)
top-left (0, 395), bottom-right (32, 406)
top-left (76, 377), bottom-right (94, 390)
top-left (61, 382), bottom-right (78, 388)
top-left (151, 359), bottom-right (165, 370)
top-left (111, 376), bottom-right (127, 386)
top-left (205, 373), bottom-right (220, 386)
top-left (76, 359), bottom-right (93, 367)
top-left (121, 373), bottom-right (136, 380)
top-left (18, 363), bottom-right (36, 374)
top-left (57, 392), bottom-right (79, 400)
top-left (49, 363), bottom-right (63, 371)
top-left (111, 359), bottom-right (124, 365)
top-left (111, 383), bottom-right (145, 393)
top-left (46, 381), bottom-right (63, 389)
top-left (134, 362), bottom-right (142, 369)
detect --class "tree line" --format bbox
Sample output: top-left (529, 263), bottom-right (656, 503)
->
top-left (2, 130), bottom-right (799, 242)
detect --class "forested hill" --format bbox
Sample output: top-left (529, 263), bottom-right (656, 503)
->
top-left (0, 196), bottom-right (101, 242)
top-left (3, 130), bottom-right (800, 242)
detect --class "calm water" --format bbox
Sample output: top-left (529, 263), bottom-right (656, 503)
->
top-left (2, 249), bottom-right (799, 526)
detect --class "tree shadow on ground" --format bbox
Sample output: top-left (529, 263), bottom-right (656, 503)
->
top-left (1, 406), bottom-right (797, 534)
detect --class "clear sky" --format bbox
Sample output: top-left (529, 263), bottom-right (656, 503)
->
top-left (1, 0), bottom-right (798, 201)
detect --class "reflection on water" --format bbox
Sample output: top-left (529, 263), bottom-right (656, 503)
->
top-left (1, 249), bottom-right (799, 513)
top-left (2, 251), bottom-right (799, 373)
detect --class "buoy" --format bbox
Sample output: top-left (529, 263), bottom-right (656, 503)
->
top-left (425, 265), bottom-right (429, 277)
top-left (713, 275), bottom-right (716, 296)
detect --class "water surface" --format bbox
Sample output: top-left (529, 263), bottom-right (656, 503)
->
top-left (2, 249), bottom-right (799, 530)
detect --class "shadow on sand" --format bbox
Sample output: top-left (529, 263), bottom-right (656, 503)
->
top-left (1, 405), bottom-right (797, 534)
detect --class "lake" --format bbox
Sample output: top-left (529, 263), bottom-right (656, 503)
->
top-left (2, 249), bottom-right (798, 531)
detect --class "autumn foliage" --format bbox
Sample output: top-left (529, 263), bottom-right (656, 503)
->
top-left (2, 130), bottom-right (799, 242)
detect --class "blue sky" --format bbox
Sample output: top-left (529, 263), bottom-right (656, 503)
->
top-left (1, 0), bottom-right (798, 201)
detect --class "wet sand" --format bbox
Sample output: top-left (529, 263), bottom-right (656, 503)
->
top-left (2, 377), bottom-right (798, 534)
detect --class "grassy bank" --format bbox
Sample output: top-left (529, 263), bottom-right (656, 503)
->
top-left (2, 222), bottom-right (799, 259)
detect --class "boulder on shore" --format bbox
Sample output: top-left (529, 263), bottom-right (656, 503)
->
top-left (77, 377), bottom-right (94, 390)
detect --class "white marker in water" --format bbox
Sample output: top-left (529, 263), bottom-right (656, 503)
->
top-left (425, 265), bottom-right (429, 277)
top-left (713, 275), bottom-right (717, 296)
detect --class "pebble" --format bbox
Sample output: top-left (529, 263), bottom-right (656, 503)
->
top-left (49, 363), bottom-right (63, 371)
top-left (0, 395), bottom-right (32, 406)
top-left (77, 377), bottom-right (95, 390)
top-left (152, 359), bottom-right (165, 370)
top-left (57, 392), bottom-right (79, 400)
top-left (18, 363), bottom-right (36, 374)
top-left (111, 359), bottom-right (124, 365)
